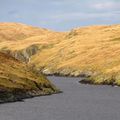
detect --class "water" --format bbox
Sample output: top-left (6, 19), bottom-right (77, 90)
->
top-left (0, 76), bottom-right (120, 120)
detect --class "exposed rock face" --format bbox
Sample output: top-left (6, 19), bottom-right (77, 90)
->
top-left (13, 44), bottom-right (39, 62)
top-left (42, 68), bottom-right (54, 75)
top-left (1, 44), bottom-right (39, 63)
top-left (0, 87), bottom-right (59, 103)
top-left (41, 67), bottom-right (93, 77)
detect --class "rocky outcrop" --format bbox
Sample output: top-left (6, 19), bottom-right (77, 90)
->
top-left (0, 85), bottom-right (60, 104)
top-left (1, 44), bottom-right (39, 63)
top-left (41, 67), bottom-right (93, 77)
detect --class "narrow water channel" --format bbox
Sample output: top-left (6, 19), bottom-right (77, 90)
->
top-left (0, 76), bottom-right (120, 120)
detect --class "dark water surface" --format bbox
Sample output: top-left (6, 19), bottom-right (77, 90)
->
top-left (0, 76), bottom-right (120, 120)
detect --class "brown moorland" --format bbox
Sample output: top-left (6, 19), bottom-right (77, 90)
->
top-left (0, 52), bottom-right (59, 103)
top-left (1, 22), bottom-right (120, 86)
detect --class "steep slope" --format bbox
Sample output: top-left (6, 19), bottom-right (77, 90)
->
top-left (1, 23), bottom-right (120, 86)
top-left (0, 22), bottom-right (65, 62)
top-left (0, 52), bottom-right (59, 103)
top-left (30, 25), bottom-right (120, 85)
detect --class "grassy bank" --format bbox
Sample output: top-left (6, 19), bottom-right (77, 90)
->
top-left (1, 23), bottom-right (120, 86)
top-left (0, 52), bottom-right (60, 103)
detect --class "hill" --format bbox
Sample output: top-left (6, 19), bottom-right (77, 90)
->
top-left (0, 22), bottom-right (65, 62)
top-left (1, 23), bottom-right (120, 86)
top-left (0, 52), bottom-right (59, 103)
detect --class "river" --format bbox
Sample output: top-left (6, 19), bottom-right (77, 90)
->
top-left (0, 76), bottom-right (120, 120)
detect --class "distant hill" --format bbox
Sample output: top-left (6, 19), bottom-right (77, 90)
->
top-left (1, 22), bottom-right (120, 85)
top-left (0, 22), bottom-right (51, 42)
top-left (0, 52), bottom-right (59, 103)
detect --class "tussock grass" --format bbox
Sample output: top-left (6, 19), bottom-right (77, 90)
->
top-left (1, 23), bottom-right (120, 85)
top-left (0, 52), bottom-right (59, 103)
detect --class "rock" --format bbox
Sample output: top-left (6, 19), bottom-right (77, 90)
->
top-left (42, 68), bottom-right (54, 75)
top-left (1, 44), bottom-right (39, 63)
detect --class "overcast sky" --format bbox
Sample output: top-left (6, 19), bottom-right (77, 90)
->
top-left (0, 0), bottom-right (120, 31)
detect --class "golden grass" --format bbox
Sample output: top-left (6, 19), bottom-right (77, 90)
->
top-left (1, 23), bottom-right (120, 85)
top-left (0, 52), bottom-right (58, 94)
top-left (30, 24), bottom-right (120, 85)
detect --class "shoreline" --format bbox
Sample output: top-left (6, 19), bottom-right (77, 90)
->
top-left (46, 74), bottom-right (120, 87)
top-left (0, 89), bottom-right (62, 104)
top-left (0, 73), bottom-right (119, 104)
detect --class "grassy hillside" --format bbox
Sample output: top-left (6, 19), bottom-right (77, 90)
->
top-left (31, 25), bottom-right (120, 85)
top-left (0, 52), bottom-right (59, 103)
top-left (1, 22), bottom-right (120, 86)
top-left (0, 22), bottom-right (65, 62)
top-left (0, 22), bottom-right (52, 42)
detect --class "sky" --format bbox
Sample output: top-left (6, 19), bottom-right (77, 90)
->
top-left (0, 0), bottom-right (120, 31)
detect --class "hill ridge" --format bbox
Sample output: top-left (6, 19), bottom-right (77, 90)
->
top-left (1, 22), bottom-right (120, 86)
